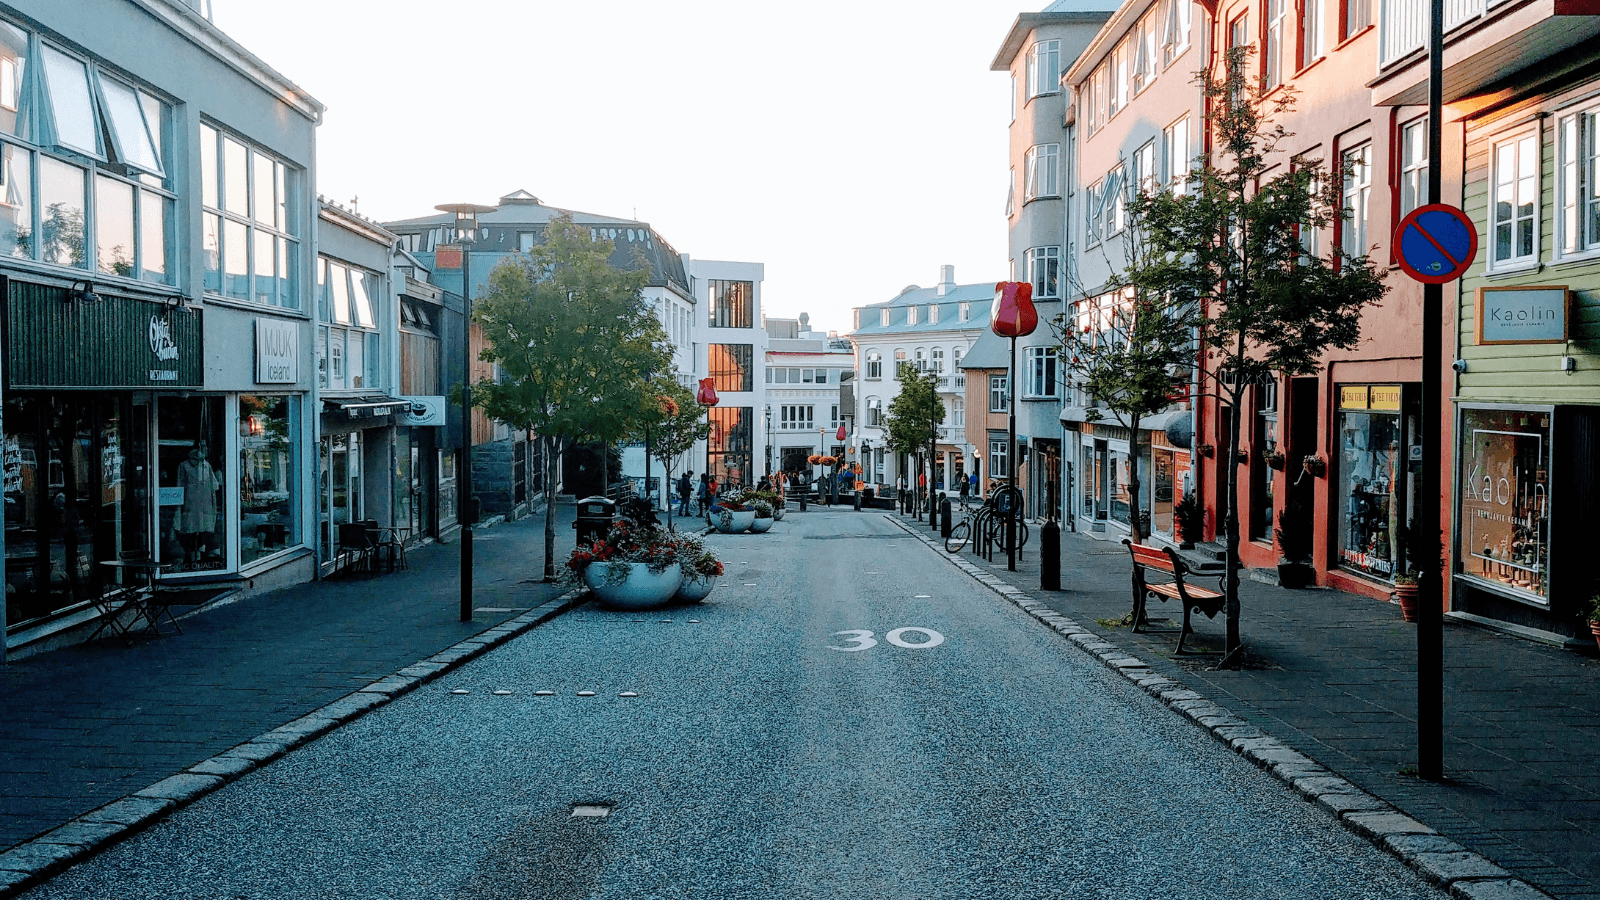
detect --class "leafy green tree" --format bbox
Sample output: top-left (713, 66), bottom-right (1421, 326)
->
top-left (882, 363), bottom-right (943, 493)
top-left (472, 215), bottom-right (673, 580)
top-left (1127, 48), bottom-right (1386, 665)
top-left (628, 378), bottom-right (707, 529)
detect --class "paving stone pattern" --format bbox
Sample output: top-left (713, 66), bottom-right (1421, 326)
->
top-left (0, 509), bottom-right (573, 857)
top-left (891, 510), bottom-right (1600, 900)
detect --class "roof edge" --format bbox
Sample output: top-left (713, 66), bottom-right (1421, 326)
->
top-left (992, 11), bottom-right (1118, 70)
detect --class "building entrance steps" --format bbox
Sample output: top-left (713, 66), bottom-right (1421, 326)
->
top-left (886, 508), bottom-right (1600, 900)
top-left (0, 504), bottom-right (580, 877)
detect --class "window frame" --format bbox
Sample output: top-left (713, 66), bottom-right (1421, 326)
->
top-left (707, 279), bottom-right (754, 328)
top-left (1025, 39), bottom-right (1061, 100)
top-left (201, 120), bottom-right (299, 307)
top-left (866, 351), bottom-right (883, 380)
top-left (1026, 346), bottom-right (1060, 399)
top-left (1557, 106), bottom-right (1600, 259)
top-left (989, 374), bottom-right (1010, 413)
top-left (1027, 246), bottom-right (1061, 299)
top-left (1341, 143), bottom-right (1373, 259)
top-left (1024, 143), bottom-right (1060, 201)
top-left (1398, 115), bottom-right (1429, 222)
top-left (1488, 130), bottom-right (1541, 271)
top-left (1164, 115), bottom-right (1192, 195)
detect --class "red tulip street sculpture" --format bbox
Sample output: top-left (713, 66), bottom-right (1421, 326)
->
top-left (992, 281), bottom-right (1036, 571)
top-left (697, 378), bottom-right (718, 493)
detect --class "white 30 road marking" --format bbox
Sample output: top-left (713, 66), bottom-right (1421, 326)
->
top-left (886, 627), bottom-right (946, 649)
top-left (827, 630), bottom-right (878, 652)
top-left (827, 628), bottom-right (946, 652)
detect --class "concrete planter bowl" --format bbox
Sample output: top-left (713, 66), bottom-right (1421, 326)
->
top-left (750, 516), bottom-right (774, 533)
top-left (714, 509), bottom-right (756, 534)
top-left (585, 562), bottom-right (683, 610)
top-left (675, 573), bottom-right (718, 603)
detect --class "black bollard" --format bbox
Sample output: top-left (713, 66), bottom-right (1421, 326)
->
top-left (940, 497), bottom-right (952, 539)
top-left (932, 492), bottom-right (944, 532)
top-left (799, 488), bottom-right (807, 512)
top-left (853, 491), bottom-right (862, 512)
top-left (1041, 518), bottom-right (1061, 590)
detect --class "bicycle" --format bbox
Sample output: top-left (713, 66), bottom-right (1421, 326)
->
top-left (945, 488), bottom-right (1029, 555)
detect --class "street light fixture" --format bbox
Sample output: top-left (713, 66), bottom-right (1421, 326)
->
top-left (437, 202), bottom-right (495, 622)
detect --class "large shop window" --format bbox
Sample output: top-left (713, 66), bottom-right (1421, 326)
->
top-left (0, 20), bottom-right (175, 282)
top-left (160, 397), bottom-right (226, 573)
top-left (708, 343), bottom-right (753, 393)
top-left (239, 395), bottom-right (297, 566)
top-left (320, 432), bottom-right (363, 561)
top-left (1336, 385), bottom-right (1419, 582)
top-left (708, 406), bottom-right (752, 488)
top-left (1456, 406), bottom-right (1550, 604)
top-left (200, 122), bottom-right (298, 307)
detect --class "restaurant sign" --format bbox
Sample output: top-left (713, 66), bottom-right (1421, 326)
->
top-left (6, 281), bottom-right (201, 388)
top-left (1475, 286), bottom-right (1570, 345)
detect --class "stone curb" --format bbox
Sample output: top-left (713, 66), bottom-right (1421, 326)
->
top-left (884, 515), bottom-right (1556, 900)
top-left (0, 589), bottom-right (588, 898)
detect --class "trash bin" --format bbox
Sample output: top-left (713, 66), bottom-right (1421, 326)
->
top-left (573, 496), bottom-right (617, 546)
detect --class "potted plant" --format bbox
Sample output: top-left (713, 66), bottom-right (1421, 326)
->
top-left (751, 489), bottom-right (785, 520)
top-left (1302, 454), bottom-right (1327, 478)
top-left (563, 499), bottom-right (685, 610)
top-left (1261, 449), bottom-right (1286, 470)
top-left (749, 498), bottom-right (775, 533)
top-left (1273, 498), bottom-right (1313, 589)
top-left (712, 492), bottom-right (756, 534)
top-left (1392, 573), bottom-right (1420, 622)
top-left (1173, 491), bottom-right (1204, 549)
top-left (675, 539), bottom-right (724, 603)
top-left (1585, 594), bottom-right (1600, 652)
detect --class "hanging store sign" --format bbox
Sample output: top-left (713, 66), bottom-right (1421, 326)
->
top-left (402, 395), bottom-right (446, 427)
top-left (1475, 287), bottom-right (1570, 345)
top-left (255, 317), bottom-right (299, 384)
top-left (5, 281), bottom-right (201, 388)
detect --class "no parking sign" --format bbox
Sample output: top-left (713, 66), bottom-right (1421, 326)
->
top-left (1394, 204), bottom-right (1477, 284)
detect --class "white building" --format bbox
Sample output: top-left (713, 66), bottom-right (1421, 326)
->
top-left (847, 266), bottom-right (996, 494)
top-left (762, 313), bottom-right (854, 491)
top-left (684, 258), bottom-right (768, 494)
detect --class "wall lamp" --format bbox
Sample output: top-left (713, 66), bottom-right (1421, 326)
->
top-left (68, 281), bottom-right (102, 303)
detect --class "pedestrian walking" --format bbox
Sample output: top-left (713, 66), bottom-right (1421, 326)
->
top-left (677, 472), bottom-right (693, 516)
top-left (958, 474), bottom-right (971, 510)
top-left (696, 474), bottom-right (710, 516)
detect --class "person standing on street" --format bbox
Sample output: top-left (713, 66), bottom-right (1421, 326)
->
top-left (678, 472), bottom-right (693, 516)
top-left (958, 473), bottom-right (971, 510)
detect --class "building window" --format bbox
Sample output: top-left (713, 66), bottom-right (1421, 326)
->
top-left (201, 124), bottom-right (297, 306)
top-left (928, 304), bottom-right (939, 324)
top-left (1010, 72), bottom-right (1017, 122)
top-left (907, 305), bottom-right (918, 326)
top-left (931, 347), bottom-right (945, 373)
top-left (989, 374), bottom-right (1010, 412)
top-left (779, 405), bottom-right (814, 430)
top-left (240, 395), bottom-right (299, 565)
top-left (1026, 347), bottom-right (1059, 398)
top-left (1025, 39), bottom-right (1061, 99)
top-left (831, 404), bottom-right (842, 429)
top-left (1024, 143), bottom-right (1060, 201)
top-left (1336, 385), bottom-right (1417, 582)
top-left (708, 343), bottom-right (754, 392)
top-left (1265, 0), bottom-right (1287, 89)
top-left (708, 279), bottom-right (753, 328)
top-left (894, 349), bottom-right (907, 377)
top-left (1297, 157), bottom-right (1322, 257)
top-left (1399, 117), bottom-right (1429, 219)
top-left (1133, 141), bottom-right (1158, 196)
top-left (959, 302), bottom-right (971, 322)
top-left (1559, 108), bottom-right (1600, 255)
top-left (1162, 0), bottom-right (1193, 67)
top-left (880, 308), bottom-right (890, 327)
top-left (1131, 10), bottom-right (1159, 94)
top-left (1006, 168), bottom-right (1016, 217)
top-left (1490, 133), bottom-right (1539, 269)
top-left (866, 351), bottom-right (882, 379)
top-left (1455, 406), bottom-right (1551, 604)
top-left (1344, 0), bottom-right (1372, 39)
top-left (1086, 179), bottom-right (1104, 245)
top-left (914, 348), bottom-right (926, 371)
top-left (952, 396), bottom-right (965, 427)
top-left (990, 438), bottom-right (1011, 479)
top-left (1084, 64), bottom-right (1104, 135)
top-left (1164, 115), bottom-right (1191, 195)
top-left (953, 346), bottom-right (964, 370)
top-left (867, 397), bottom-right (882, 426)
top-left (318, 258), bottom-right (382, 391)
top-left (0, 25), bottom-right (177, 283)
top-left (1301, 0), bottom-right (1325, 66)
top-left (1110, 39), bottom-right (1130, 119)
top-left (1341, 144), bottom-right (1372, 258)
top-left (708, 406), bottom-right (753, 487)
top-left (1027, 246), bottom-right (1060, 299)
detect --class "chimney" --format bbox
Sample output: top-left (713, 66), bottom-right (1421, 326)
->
top-left (936, 265), bottom-right (955, 296)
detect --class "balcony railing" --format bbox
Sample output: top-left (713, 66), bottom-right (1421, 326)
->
top-left (1379, 0), bottom-right (1502, 67)
top-left (936, 374), bottom-right (966, 392)
top-left (939, 426), bottom-right (966, 444)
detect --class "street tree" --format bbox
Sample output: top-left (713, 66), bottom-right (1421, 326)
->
top-left (1126, 47), bottom-right (1387, 665)
top-left (472, 215), bottom-right (673, 580)
top-left (882, 362), bottom-right (943, 497)
top-left (628, 378), bottom-right (707, 529)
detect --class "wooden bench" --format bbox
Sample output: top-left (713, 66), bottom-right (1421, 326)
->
top-left (1123, 539), bottom-right (1225, 654)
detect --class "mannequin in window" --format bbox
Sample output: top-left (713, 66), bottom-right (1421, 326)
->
top-left (177, 441), bottom-right (221, 565)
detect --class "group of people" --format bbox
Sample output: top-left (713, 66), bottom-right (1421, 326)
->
top-left (671, 471), bottom-right (787, 517)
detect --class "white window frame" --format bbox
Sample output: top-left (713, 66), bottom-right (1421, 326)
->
top-left (1558, 107), bottom-right (1600, 258)
top-left (1341, 144), bottom-right (1372, 258)
top-left (1085, 179), bottom-right (1104, 245)
top-left (1025, 40), bottom-right (1061, 99)
top-left (1489, 130), bottom-right (1541, 271)
top-left (1301, 0), bottom-right (1325, 66)
top-left (1026, 346), bottom-right (1060, 399)
top-left (1162, 0), bottom-right (1193, 67)
top-left (990, 439), bottom-right (1012, 479)
top-left (928, 304), bottom-right (939, 324)
top-left (907, 305), bottom-right (918, 326)
top-left (989, 374), bottom-right (1010, 412)
top-left (866, 350), bottom-right (882, 380)
top-left (931, 347), bottom-right (945, 373)
top-left (959, 302), bottom-right (971, 322)
top-left (867, 397), bottom-right (882, 426)
top-left (1399, 116), bottom-right (1429, 220)
top-left (1027, 246), bottom-right (1061, 299)
top-left (880, 308), bottom-right (890, 327)
top-left (1265, 0), bottom-right (1287, 90)
top-left (1104, 166), bottom-right (1127, 238)
top-left (952, 397), bottom-right (965, 428)
top-left (1025, 143), bottom-right (1060, 201)
top-left (1164, 115), bottom-right (1192, 195)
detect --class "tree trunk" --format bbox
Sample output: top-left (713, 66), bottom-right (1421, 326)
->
top-left (1223, 381), bottom-right (1245, 667)
top-left (1126, 412), bottom-right (1145, 626)
top-left (542, 434), bottom-right (559, 582)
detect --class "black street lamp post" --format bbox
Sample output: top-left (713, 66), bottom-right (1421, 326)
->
top-left (437, 202), bottom-right (495, 623)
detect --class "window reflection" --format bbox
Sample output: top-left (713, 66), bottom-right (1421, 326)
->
top-left (94, 174), bottom-right (134, 277)
top-left (240, 395), bottom-right (296, 565)
top-left (0, 143), bottom-right (30, 259)
top-left (37, 155), bottom-right (85, 268)
top-left (40, 46), bottom-right (98, 157)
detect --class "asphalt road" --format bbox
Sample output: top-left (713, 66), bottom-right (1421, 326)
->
top-left (21, 511), bottom-right (1447, 899)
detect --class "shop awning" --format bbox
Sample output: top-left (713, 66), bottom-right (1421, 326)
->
top-left (1059, 405), bottom-right (1100, 424)
top-left (322, 395), bottom-right (411, 419)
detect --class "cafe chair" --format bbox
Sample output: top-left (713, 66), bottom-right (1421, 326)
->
top-left (336, 522), bottom-right (374, 577)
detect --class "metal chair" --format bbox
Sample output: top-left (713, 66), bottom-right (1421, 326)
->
top-left (336, 522), bottom-right (374, 577)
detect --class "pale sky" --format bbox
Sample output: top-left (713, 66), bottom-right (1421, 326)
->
top-left (210, 1), bottom-right (1040, 335)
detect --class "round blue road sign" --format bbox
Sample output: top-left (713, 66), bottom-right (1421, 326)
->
top-left (1394, 203), bottom-right (1478, 284)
